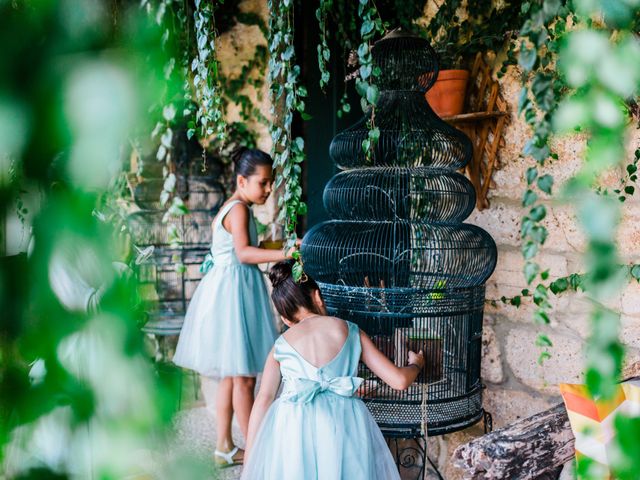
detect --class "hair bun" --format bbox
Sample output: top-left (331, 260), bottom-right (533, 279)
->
top-left (269, 260), bottom-right (294, 289)
top-left (230, 146), bottom-right (249, 165)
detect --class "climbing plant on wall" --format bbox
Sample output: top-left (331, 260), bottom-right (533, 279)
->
top-left (267, 0), bottom-right (309, 270)
top-left (514, 1), bottom-right (640, 477)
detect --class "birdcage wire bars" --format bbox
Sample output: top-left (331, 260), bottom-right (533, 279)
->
top-left (301, 30), bottom-right (497, 437)
top-left (128, 171), bottom-right (225, 326)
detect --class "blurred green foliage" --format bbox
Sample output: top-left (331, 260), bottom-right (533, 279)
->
top-left (516, 0), bottom-right (640, 477)
top-left (0, 1), bottom-right (215, 477)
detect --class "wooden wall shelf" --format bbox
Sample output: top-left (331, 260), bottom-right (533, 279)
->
top-left (442, 53), bottom-right (509, 211)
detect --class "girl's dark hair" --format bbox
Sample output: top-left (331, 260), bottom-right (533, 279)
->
top-left (231, 146), bottom-right (273, 177)
top-left (269, 260), bottom-right (322, 322)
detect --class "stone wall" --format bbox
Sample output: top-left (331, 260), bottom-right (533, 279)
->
top-left (216, 0), bottom-right (276, 226)
top-left (428, 61), bottom-right (640, 478)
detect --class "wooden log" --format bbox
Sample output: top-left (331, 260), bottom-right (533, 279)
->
top-left (452, 403), bottom-right (575, 479)
top-left (452, 373), bottom-right (640, 479)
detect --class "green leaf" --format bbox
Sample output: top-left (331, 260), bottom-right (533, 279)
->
top-left (521, 217), bottom-right (534, 237)
top-left (541, 269), bottom-right (549, 280)
top-left (538, 350), bottom-right (551, 365)
top-left (533, 309), bottom-right (550, 324)
top-left (524, 261), bottom-right (540, 284)
top-left (518, 43), bottom-right (537, 72)
top-left (368, 127), bottom-right (380, 141)
top-left (510, 296), bottom-right (522, 308)
top-left (360, 64), bottom-right (372, 80)
top-left (366, 84), bottom-right (380, 105)
top-left (536, 333), bottom-right (553, 347)
top-left (537, 174), bottom-right (554, 194)
top-left (522, 241), bottom-right (538, 260)
top-left (630, 265), bottom-right (640, 282)
top-left (300, 112), bottom-right (312, 121)
top-left (529, 205), bottom-right (547, 222)
top-left (355, 79), bottom-right (368, 97)
top-left (530, 225), bottom-right (548, 244)
top-left (282, 45), bottom-right (295, 61)
top-left (292, 261), bottom-right (304, 282)
top-left (526, 167), bottom-right (538, 185)
top-left (550, 277), bottom-right (569, 294)
top-left (523, 189), bottom-right (538, 207)
top-left (533, 284), bottom-right (549, 306)
top-left (624, 185), bottom-right (635, 195)
top-left (518, 87), bottom-right (530, 115)
top-left (361, 19), bottom-right (374, 36)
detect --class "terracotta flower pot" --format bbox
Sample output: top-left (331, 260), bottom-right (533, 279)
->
top-left (425, 69), bottom-right (470, 117)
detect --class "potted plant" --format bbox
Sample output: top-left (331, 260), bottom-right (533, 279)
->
top-left (421, 1), bottom-right (524, 117)
top-left (426, 41), bottom-right (471, 117)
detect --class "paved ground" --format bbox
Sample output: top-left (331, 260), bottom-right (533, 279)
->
top-left (173, 405), bottom-right (243, 480)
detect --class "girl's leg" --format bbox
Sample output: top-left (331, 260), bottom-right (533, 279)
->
top-left (215, 377), bottom-right (234, 452)
top-left (232, 376), bottom-right (256, 439)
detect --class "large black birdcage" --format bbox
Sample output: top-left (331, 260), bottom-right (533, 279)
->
top-left (301, 31), bottom-right (497, 439)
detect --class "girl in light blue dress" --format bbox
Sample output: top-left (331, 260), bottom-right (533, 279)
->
top-left (241, 261), bottom-right (425, 480)
top-left (173, 148), bottom-right (295, 467)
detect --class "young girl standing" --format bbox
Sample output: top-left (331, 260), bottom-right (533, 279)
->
top-left (173, 148), bottom-right (294, 467)
top-left (241, 261), bottom-right (426, 480)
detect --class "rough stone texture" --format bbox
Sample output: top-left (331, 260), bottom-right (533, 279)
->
top-left (621, 282), bottom-right (640, 316)
top-left (481, 325), bottom-right (504, 384)
top-left (437, 424), bottom-right (487, 480)
top-left (504, 328), bottom-right (584, 393)
top-left (483, 385), bottom-right (556, 429)
top-left (216, 0), bottom-right (275, 225)
top-left (621, 316), bottom-right (640, 350)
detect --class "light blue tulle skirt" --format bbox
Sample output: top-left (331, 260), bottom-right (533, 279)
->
top-left (241, 395), bottom-right (400, 480)
top-left (173, 264), bottom-right (278, 378)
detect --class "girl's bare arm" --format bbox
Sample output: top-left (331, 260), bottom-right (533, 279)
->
top-left (245, 348), bottom-right (282, 457)
top-left (226, 204), bottom-right (291, 264)
top-left (359, 331), bottom-right (424, 390)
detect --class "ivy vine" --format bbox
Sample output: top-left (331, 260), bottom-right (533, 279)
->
top-left (516, 0), bottom-right (571, 364)
top-left (316, 0), bottom-right (332, 90)
top-left (355, 0), bottom-right (385, 157)
top-left (267, 0), bottom-right (309, 280)
top-left (189, 0), bottom-right (226, 147)
top-left (143, 0), bottom-right (191, 274)
top-left (515, 1), bottom-right (640, 476)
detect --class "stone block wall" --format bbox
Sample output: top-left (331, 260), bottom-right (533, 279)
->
top-left (429, 62), bottom-right (640, 478)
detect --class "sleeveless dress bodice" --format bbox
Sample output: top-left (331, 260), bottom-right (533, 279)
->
top-left (173, 199), bottom-right (278, 378)
top-left (210, 200), bottom-right (259, 266)
top-left (275, 321), bottom-right (364, 404)
top-left (241, 320), bottom-right (401, 480)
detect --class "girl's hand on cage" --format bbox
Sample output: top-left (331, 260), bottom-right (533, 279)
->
top-left (284, 245), bottom-right (298, 259)
top-left (408, 350), bottom-right (425, 370)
